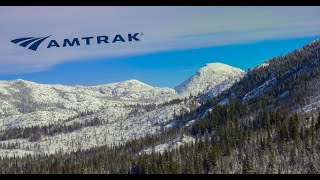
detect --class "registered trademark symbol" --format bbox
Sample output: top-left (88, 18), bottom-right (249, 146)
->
top-left (140, 32), bottom-right (144, 36)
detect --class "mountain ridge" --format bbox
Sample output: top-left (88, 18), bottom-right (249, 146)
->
top-left (1, 62), bottom-right (244, 99)
top-left (175, 62), bottom-right (245, 96)
top-left (0, 61), bottom-right (244, 157)
top-left (1, 39), bottom-right (320, 173)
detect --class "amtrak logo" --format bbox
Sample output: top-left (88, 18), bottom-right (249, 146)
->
top-left (11, 36), bottom-right (51, 51)
top-left (10, 33), bottom-right (143, 51)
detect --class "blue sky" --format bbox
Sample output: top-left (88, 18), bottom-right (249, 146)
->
top-left (1, 7), bottom-right (320, 87)
top-left (1, 36), bottom-right (319, 87)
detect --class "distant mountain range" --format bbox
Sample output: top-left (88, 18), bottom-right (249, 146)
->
top-left (1, 39), bottom-right (320, 160)
top-left (0, 61), bottom-right (244, 157)
top-left (1, 39), bottom-right (320, 174)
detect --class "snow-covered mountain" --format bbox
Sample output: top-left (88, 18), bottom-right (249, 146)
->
top-left (95, 79), bottom-right (178, 101)
top-left (175, 63), bottom-right (245, 97)
top-left (0, 62), bottom-right (244, 157)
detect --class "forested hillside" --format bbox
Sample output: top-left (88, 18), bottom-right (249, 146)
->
top-left (0, 102), bottom-right (319, 173)
top-left (215, 39), bottom-right (320, 114)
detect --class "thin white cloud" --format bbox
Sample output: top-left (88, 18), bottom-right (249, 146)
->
top-left (1, 6), bottom-right (320, 74)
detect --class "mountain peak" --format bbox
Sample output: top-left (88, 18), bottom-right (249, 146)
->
top-left (9, 79), bottom-right (35, 86)
top-left (175, 62), bottom-right (245, 96)
top-left (13, 79), bottom-right (30, 83)
top-left (121, 79), bottom-right (148, 85)
top-left (115, 79), bottom-right (153, 89)
top-left (199, 62), bottom-right (243, 75)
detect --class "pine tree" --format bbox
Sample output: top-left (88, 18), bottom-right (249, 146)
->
top-left (266, 155), bottom-right (277, 174)
top-left (242, 156), bottom-right (254, 174)
top-left (316, 112), bottom-right (320, 130)
top-left (307, 161), bottom-right (318, 174)
top-left (288, 115), bottom-right (300, 141)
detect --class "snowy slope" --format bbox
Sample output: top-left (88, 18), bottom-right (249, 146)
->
top-left (200, 75), bottom-right (244, 101)
top-left (175, 62), bottom-right (245, 97)
top-left (0, 62), bottom-right (244, 157)
top-left (142, 134), bottom-right (195, 154)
